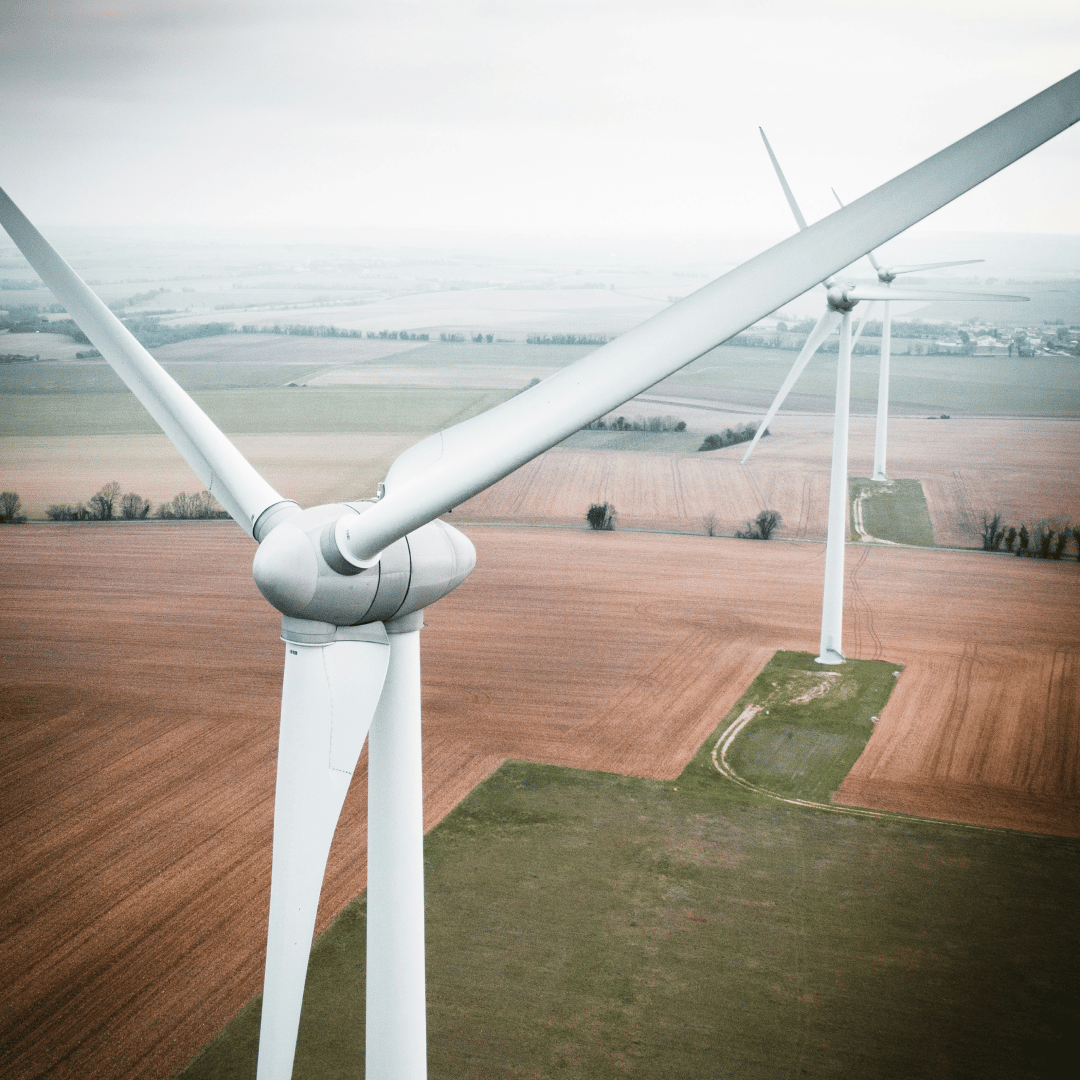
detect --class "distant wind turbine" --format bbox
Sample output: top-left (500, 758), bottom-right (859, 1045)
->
top-left (743, 129), bottom-right (1027, 663)
top-left (829, 185), bottom-right (983, 481)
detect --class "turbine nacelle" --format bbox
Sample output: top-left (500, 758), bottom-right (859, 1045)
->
top-left (826, 284), bottom-right (861, 312)
top-left (252, 502), bottom-right (475, 627)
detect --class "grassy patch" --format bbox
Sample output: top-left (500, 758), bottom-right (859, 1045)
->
top-left (850, 477), bottom-right (935, 547)
top-left (697, 650), bottom-right (900, 803)
top-left (177, 652), bottom-right (1079, 1080)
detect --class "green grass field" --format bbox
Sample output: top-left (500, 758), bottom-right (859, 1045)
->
top-left (849, 478), bottom-right (935, 547)
top-left (0, 386), bottom-right (515, 437)
top-left (176, 652), bottom-right (1078, 1080)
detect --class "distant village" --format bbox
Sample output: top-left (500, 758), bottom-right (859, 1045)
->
top-left (745, 315), bottom-right (1080, 358)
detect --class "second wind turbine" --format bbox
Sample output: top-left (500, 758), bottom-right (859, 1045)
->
top-left (744, 129), bottom-right (1027, 663)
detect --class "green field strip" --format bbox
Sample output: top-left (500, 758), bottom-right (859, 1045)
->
top-left (663, 345), bottom-right (1080, 417)
top-left (702, 650), bottom-right (900, 804)
top-left (4, 340), bottom-right (1079, 422)
top-left (177, 652), bottom-right (1078, 1080)
top-left (849, 477), bottom-right (935, 547)
top-left (0, 387), bottom-right (516, 437)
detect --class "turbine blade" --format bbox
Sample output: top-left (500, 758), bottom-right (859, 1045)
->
top-left (740, 308), bottom-right (842, 463)
top-left (850, 302), bottom-right (877, 351)
top-left (0, 187), bottom-right (294, 539)
top-left (841, 286), bottom-right (1028, 303)
top-left (760, 127), bottom-right (809, 231)
top-left (833, 188), bottom-right (883, 274)
top-left (257, 624), bottom-right (391, 1080)
top-left (334, 68), bottom-right (1080, 566)
top-left (888, 259), bottom-right (984, 275)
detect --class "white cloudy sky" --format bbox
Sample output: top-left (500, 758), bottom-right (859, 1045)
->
top-left (1, 0), bottom-right (1077, 241)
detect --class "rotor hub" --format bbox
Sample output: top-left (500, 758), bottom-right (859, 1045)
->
top-left (825, 285), bottom-right (859, 312)
top-left (252, 502), bottom-right (475, 627)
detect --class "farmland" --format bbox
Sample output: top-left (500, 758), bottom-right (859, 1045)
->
top-left (1, 524), bottom-right (1077, 1079)
top-left (2, 328), bottom-right (1076, 530)
top-left (457, 415), bottom-right (1079, 549)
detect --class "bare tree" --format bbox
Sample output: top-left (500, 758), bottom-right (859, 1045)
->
top-left (1016, 524), bottom-right (1029, 556)
top-left (88, 481), bottom-right (121, 521)
top-left (158, 490), bottom-right (230, 520)
top-left (120, 492), bottom-right (151, 519)
top-left (0, 491), bottom-right (26, 523)
top-left (46, 503), bottom-right (91, 521)
top-left (980, 513), bottom-right (1004, 551)
top-left (702, 512), bottom-right (719, 537)
top-left (735, 509), bottom-right (782, 540)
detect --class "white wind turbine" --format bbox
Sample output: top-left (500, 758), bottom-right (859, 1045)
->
top-left (827, 186), bottom-right (983, 482)
top-left (2, 68), bottom-right (1077, 1080)
top-left (741, 130), bottom-right (1028, 664)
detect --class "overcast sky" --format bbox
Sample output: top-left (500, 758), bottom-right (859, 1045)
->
top-left (1, 0), bottom-right (1077, 242)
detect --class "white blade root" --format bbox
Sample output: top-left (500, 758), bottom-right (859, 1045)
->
top-left (257, 630), bottom-right (391, 1080)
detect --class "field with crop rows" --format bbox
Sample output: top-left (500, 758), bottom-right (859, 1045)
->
top-left (2, 524), bottom-right (1077, 1078)
top-left (458, 416), bottom-right (1080, 548)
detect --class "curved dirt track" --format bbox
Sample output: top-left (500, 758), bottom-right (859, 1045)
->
top-left (1, 523), bottom-right (1077, 1079)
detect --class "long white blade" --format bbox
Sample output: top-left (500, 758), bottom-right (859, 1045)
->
top-left (0, 187), bottom-right (292, 539)
top-left (832, 187), bottom-right (883, 275)
top-left (334, 68), bottom-right (1080, 565)
top-left (740, 308), bottom-right (843, 463)
top-left (849, 301), bottom-right (876, 352)
top-left (840, 286), bottom-right (1027, 303)
top-left (257, 626), bottom-right (391, 1080)
top-left (888, 259), bottom-right (984, 275)
top-left (759, 127), bottom-right (809, 230)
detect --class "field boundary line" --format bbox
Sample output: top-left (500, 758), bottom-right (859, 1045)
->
top-left (708, 705), bottom-right (1053, 838)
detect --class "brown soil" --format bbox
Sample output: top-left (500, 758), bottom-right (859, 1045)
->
top-left (456, 416), bottom-right (1080, 547)
top-left (1, 524), bottom-right (1077, 1078)
top-left (0, 433), bottom-right (415, 519)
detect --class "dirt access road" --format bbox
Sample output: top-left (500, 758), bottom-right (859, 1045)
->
top-left (1, 524), bottom-right (1077, 1079)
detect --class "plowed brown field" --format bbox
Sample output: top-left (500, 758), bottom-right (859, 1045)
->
top-left (1, 524), bottom-right (1077, 1079)
top-left (457, 416), bottom-right (1080, 546)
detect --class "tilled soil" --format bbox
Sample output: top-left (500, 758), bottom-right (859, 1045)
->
top-left (1, 523), bottom-right (1076, 1079)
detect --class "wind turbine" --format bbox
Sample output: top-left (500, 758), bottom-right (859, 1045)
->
top-left (742, 130), bottom-right (1028, 664)
top-left (2, 68), bottom-right (1077, 1080)
top-left (831, 187), bottom-right (983, 482)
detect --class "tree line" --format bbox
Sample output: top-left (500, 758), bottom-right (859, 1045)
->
top-left (585, 415), bottom-right (686, 432)
top-left (698, 424), bottom-right (766, 451)
top-left (527, 334), bottom-right (610, 345)
top-left (981, 513), bottom-right (1078, 560)
top-left (44, 482), bottom-right (230, 522)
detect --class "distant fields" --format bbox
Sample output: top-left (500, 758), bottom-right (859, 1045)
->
top-left (0, 386), bottom-right (515, 438)
top-left (661, 343), bottom-right (1080, 418)
top-left (2, 333), bottom-right (1076, 525)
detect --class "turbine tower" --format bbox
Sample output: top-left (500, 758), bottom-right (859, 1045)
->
top-left (743, 131), bottom-right (1028, 664)
top-left (2, 67), bottom-right (1077, 1080)
top-left (829, 186), bottom-right (982, 482)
